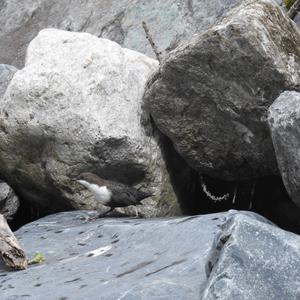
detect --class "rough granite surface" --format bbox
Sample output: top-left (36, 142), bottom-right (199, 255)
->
top-left (144, 0), bottom-right (300, 180)
top-left (0, 29), bottom-right (179, 216)
top-left (0, 0), bottom-right (245, 68)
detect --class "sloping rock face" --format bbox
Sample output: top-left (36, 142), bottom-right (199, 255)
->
top-left (0, 180), bottom-right (19, 220)
top-left (0, 0), bottom-right (245, 68)
top-left (202, 213), bottom-right (300, 299)
top-left (1, 210), bottom-right (297, 299)
top-left (0, 29), bottom-right (178, 216)
top-left (0, 64), bottom-right (17, 99)
top-left (0, 211), bottom-right (227, 299)
top-left (268, 91), bottom-right (300, 208)
top-left (144, 0), bottom-right (300, 181)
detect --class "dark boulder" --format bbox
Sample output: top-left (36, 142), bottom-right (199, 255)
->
top-left (144, 0), bottom-right (300, 181)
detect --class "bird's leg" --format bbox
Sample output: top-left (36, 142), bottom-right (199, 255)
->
top-left (81, 208), bottom-right (114, 222)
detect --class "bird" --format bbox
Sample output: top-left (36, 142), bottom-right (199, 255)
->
top-left (74, 172), bottom-right (153, 217)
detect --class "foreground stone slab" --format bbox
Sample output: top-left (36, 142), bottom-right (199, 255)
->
top-left (145, 0), bottom-right (300, 180)
top-left (0, 211), bottom-right (227, 299)
top-left (1, 210), bottom-right (298, 299)
top-left (268, 91), bottom-right (300, 208)
top-left (203, 213), bottom-right (300, 299)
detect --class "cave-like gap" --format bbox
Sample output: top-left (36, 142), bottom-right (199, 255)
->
top-left (158, 127), bottom-right (300, 234)
top-left (9, 198), bottom-right (63, 231)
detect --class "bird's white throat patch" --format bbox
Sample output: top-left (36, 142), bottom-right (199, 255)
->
top-left (77, 180), bottom-right (112, 205)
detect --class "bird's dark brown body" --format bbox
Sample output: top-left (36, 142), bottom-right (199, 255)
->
top-left (76, 172), bottom-right (152, 213)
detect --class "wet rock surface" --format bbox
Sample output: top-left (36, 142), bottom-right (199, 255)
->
top-left (203, 212), bottom-right (300, 299)
top-left (0, 211), bottom-right (227, 299)
top-left (145, 0), bottom-right (300, 181)
top-left (1, 210), bottom-right (298, 299)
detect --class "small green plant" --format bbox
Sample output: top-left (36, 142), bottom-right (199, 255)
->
top-left (28, 252), bottom-right (45, 265)
top-left (284, 0), bottom-right (295, 9)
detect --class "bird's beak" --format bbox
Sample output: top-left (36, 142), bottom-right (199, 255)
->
top-left (70, 176), bottom-right (79, 182)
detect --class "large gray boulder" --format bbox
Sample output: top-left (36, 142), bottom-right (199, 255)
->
top-left (0, 28), bottom-right (178, 217)
top-left (0, 64), bottom-right (17, 99)
top-left (0, 180), bottom-right (19, 220)
top-left (144, 0), bottom-right (300, 181)
top-left (0, 0), bottom-right (245, 68)
top-left (268, 91), bottom-right (300, 208)
top-left (202, 212), bottom-right (300, 299)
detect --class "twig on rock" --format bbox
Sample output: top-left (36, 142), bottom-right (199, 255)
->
top-left (0, 214), bottom-right (27, 270)
top-left (142, 21), bottom-right (162, 64)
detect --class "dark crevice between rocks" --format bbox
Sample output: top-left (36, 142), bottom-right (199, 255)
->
top-left (2, 175), bottom-right (74, 231)
top-left (9, 197), bottom-right (45, 231)
top-left (9, 196), bottom-right (69, 231)
top-left (154, 122), bottom-right (300, 234)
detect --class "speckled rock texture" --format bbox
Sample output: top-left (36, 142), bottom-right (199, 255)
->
top-left (144, 0), bottom-right (300, 181)
top-left (0, 29), bottom-right (179, 217)
top-left (0, 64), bottom-right (17, 99)
top-left (202, 212), bottom-right (300, 299)
top-left (0, 211), bottom-right (228, 299)
top-left (1, 210), bottom-right (297, 299)
top-left (0, 0), bottom-right (245, 68)
top-left (268, 91), bottom-right (300, 208)
top-left (0, 180), bottom-right (19, 220)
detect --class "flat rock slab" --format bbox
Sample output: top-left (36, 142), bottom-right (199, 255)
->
top-left (1, 211), bottom-right (298, 299)
top-left (0, 211), bottom-right (227, 300)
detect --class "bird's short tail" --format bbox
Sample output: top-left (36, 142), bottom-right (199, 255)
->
top-left (137, 190), bottom-right (153, 201)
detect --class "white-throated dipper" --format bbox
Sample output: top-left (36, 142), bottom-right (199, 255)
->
top-left (75, 172), bottom-right (153, 216)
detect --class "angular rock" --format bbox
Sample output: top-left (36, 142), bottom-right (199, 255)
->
top-left (268, 91), bottom-right (300, 208)
top-left (0, 181), bottom-right (19, 220)
top-left (202, 212), bottom-right (300, 299)
top-left (144, 0), bottom-right (300, 181)
top-left (0, 64), bottom-right (17, 99)
top-left (0, 28), bottom-right (178, 217)
top-left (0, 0), bottom-right (245, 68)
top-left (0, 211), bottom-right (231, 299)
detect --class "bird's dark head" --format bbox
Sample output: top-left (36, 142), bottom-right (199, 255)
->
top-left (75, 172), bottom-right (92, 182)
top-left (75, 172), bottom-right (106, 186)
